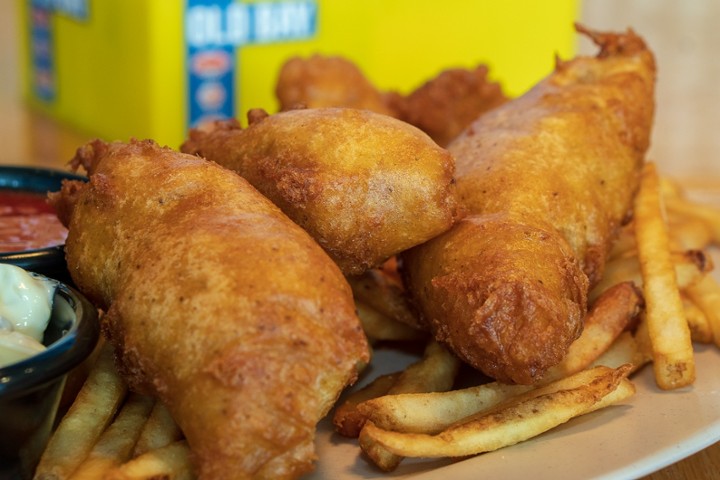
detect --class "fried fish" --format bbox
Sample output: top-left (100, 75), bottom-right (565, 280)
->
top-left (401, 25), bottom-right (657, 384)
top-left (51, 139), bottom-right (370, 479)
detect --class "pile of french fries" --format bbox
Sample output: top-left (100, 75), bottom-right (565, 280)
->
top-left (34, 345), bottom-right (190, 480)
top-left (33, 162), bottom-right (720, 478)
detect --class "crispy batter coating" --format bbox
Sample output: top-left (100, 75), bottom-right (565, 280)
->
top-left (274, 55), bottom-right (507, 146)
top-left (181, 107), bottom-right (459, 276)
top-left (275, 55), bottom-right (398, 117)
top-left (52, 139), bottom-right (370, 479)
top-left (402, 214), bottom-right (587, 383)
top-left (401, 26), bottom-right (656, 384)
top-left (392, 66), bottom-right (508, 147)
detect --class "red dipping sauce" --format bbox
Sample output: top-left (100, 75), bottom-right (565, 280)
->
top-left (0, 190), bottom-right (67, 252)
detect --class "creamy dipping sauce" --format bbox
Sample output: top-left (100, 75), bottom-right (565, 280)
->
top-left (0, 190), bottom-right (68, 252)
top-left (0, 264), bottom-right (58, 368)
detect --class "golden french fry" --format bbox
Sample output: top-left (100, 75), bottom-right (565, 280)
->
top-left (35, 344), bottom-right (128, 480)
top-left (357, 381), bottom-right (534, 435)
top-left (133, 401), bottom-right (184, 457)
top-left (659, 176), bottom-right (686, 201)
top-left (333, 372), bottom-right (401, 438)
top-left (358, 426), bottom-right (406, 472)
top-left (387, 340), bottom-right (461, 395)
top-left (347, 269), bottom-right (423, 330)
top-left (543, 282), bottom-right (643, 382)
top-left (634, 162), bottom-right (695, 389)
top-left (58, 338), bottom-right (105, 416)
top-left (589, 255), bottom-right (642, 303)
top-left (608, 222), bottom-right (636, 260)
top-left (590, 331), bottom-right (648, 373)
top-left (590, 249), bottom-right (710, 303)
top-left (355, 301), bottom-right (425, 342)
top-left (106, 441), bottom-right (195, 480)
top-left (360, 366), bottom-right (634, 462)
top-left (358, 365), bottom-right (631, 437)
top-left (335, 340), bottom-right (460, 438)
top-left (665, 195), bottom-right (720, 245)
top-left (358, 340), bottom-right (461, 468)
top-left (685, 274), bottom-right (720, 348)
top-left (69, 393), bottom-right (155, 480)
top-left (681, 294), bottom-right (714, 344)
top-left (632, 313), bottom-right (654, 362)
top-left (666, 215), bottom-right (713, 250)
top-left (674, 249), bottom-right (714, 286)
top-left (364, 340), bottom-right (459, 467)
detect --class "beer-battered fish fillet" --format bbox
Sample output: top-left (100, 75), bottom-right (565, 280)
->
top-left (401, 26), bottom-right (656, 384)
top-left (274, 54), bottom-right (507, 147)
top-left (181, 107), bottom-right (459, 276)
top-left (391, 66), bottom-right (508, 147)
top-left (275, 55), bottom-right (398, 117)
top-left (51, 139), bottom-right (370, 479)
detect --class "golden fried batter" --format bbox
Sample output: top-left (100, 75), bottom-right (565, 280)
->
top-left (181, 107), bottom-right (459, 276)
top-left (401, 26), bottom-right (656, 384)
top-left (275, 55), bottom-right (397, 116)
top-left (274, 54), bottom-right (507, 146)
top-left (52, 139), bottom-right (370, 479)
top-left (392, 66), bottom-right (508, 147)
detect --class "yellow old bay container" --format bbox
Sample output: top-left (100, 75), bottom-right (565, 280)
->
top-left (17, 0), bottom-right (579, 148)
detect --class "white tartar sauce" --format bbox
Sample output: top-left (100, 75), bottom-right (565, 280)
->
top-left (0, 264), bottom-right (58, 368)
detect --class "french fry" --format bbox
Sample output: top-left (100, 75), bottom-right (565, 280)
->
top-left (358, 340), bottom-right (462, 470)
top-left (355, 301), bottom-right (425, 342)
top-left (590, 249), bottom-right (710, 303)
top-left (133, 401), bottom-right (184, 457)
top-left (666, 215), bottom-right (713, 250)
top-left (335, 340), bottom-right (461, 438)
top-left (665, 195), bottom-right (720, 244)
top-left (659, 176), bottom-right (686, 201)
top-left (357, 430), bottom-right (406, 473)
top-left (106, 441), bottom-right (195, 480)
top-left (634, 162), bottom-right (695, 389)
top-left (542, 282), bottom-right (643, 382)
top-left (589, 256), bottom-right (642, 303)
top-left (591, 331), bottom-right (649, 372)
top-left (607, 222), bottom-right (636, 260)
top-left (357, 382), bottom-right (534, 435)
top-left (360, 366), bottom-right (634, 463)
top-left (347, 269), bottom-right (423, 330)
top-left (333, 373), bottom-right (401, 438)
top-left (632, 313), bottom-right (654, 363)
top-left (69, 393), bottom-right (155, 479)
top-left (682, 294), bottom-right (714, 344)
top-left (359, 365), bottom-right (632, 437)
top-left (685, 274), bottom-right (720, 348)
top-left (35, 344), bottom-right (128, 480)
top-left (674, 249), bottom-right (714, 286)
top-left (387, 340), bottom-right (461, 395)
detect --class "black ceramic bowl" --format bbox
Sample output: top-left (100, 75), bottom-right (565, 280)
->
top-left (0, 276), bottom-right (99, 480)
top-left (0, 165), bottom-right (86, 283)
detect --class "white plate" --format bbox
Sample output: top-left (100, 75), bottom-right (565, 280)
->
top-left (311, 344), bottom-right (720, 479)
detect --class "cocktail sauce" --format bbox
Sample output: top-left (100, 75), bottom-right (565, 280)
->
top-left (0, 190), bottom-right (67, 252)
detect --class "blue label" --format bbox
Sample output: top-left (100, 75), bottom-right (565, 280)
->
top-left (29, 4), bottom-right (55, 101)
top-left (185, 0), bottom-right (318, 128)
top-left (28, 0), bottom-right (89, 103)
top-left (31, 0), bottom-right (89, 20)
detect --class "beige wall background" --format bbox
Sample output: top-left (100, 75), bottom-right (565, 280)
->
top-left (581, 0), bottom-right (720, 182)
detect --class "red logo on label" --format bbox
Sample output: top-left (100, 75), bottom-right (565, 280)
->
top-left (191, 50), bottom-right (232, 78)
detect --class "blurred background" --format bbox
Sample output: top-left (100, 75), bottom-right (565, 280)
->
top-left (580, 0), bottom-right (720, 184)
top-left (2, 0), bottom-right (719, 183)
